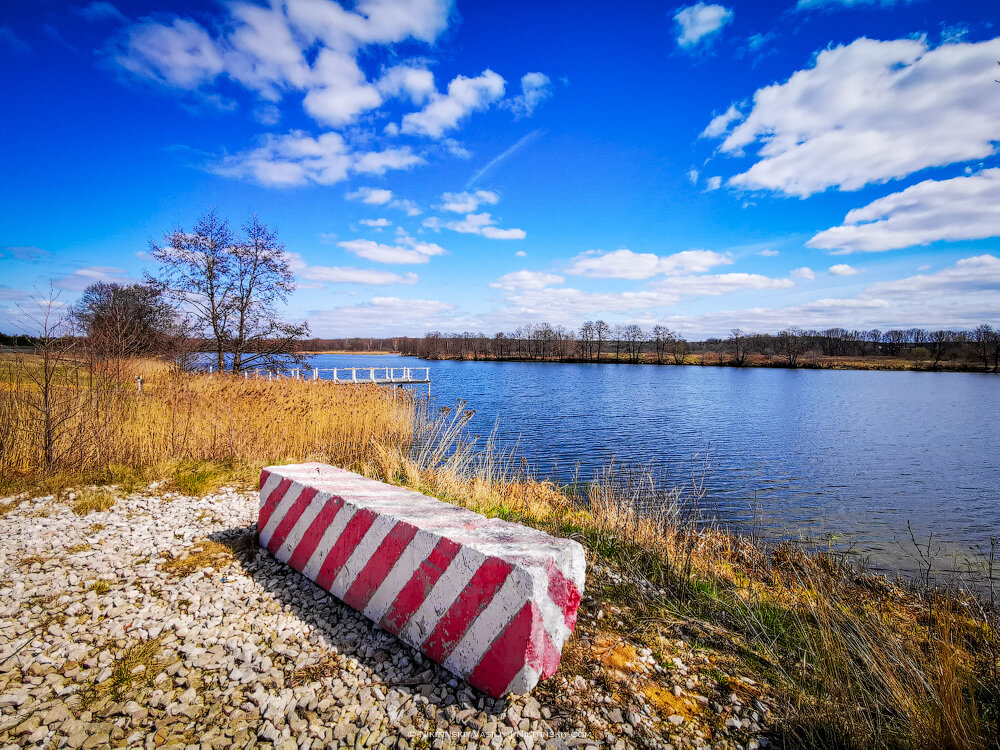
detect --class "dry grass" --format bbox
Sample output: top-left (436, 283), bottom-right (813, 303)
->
top-left (0, 355), bottom-right (414, 494)
top-left (69, 488), bottom-right (116, 515)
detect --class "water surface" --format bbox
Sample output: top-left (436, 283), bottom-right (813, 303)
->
top-left (307, 354), bottom-right (999, 576)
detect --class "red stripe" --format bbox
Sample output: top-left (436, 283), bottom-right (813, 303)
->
top-left (314, 509), bottom-right (378, 591)
top-left (380, 537), bottom-right (460, 635)
top-left (538, 628), bottom-right (561, 679)
top-left (258, 477), bottom-right (292, 531)
top-left (547, 561), bottom-right (582, 631)
top-left (421, 557), bottom-right (513, 664)
top-left (468, 601), bottom-right (539, 697)
top-left (343, 521), bottom-right (419, 612)
top-left (286, 496), bottom-right (344, 573)
top-left (259, 469), bottom-right (271, 490)
top-left (266, 487), bottom-right (318, 555)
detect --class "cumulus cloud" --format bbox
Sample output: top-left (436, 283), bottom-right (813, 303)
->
top-left (400, 70), bottom-right (506, 138)
top-left (438, 190), bottom-right (500, 213)
top-left (53, 266), bottom-right (132, 291)
top-left (377, 64), bottom-right (436, 105)
top-left (307, 296), bottom-right (456, 336)
top-left (705, 36), bottom-right (1000, 196)
top-left (490, 270), bottom-right (565, 291)
top-left (358, 218), bottom-right (390, 228)
top-left (113, 0), bottom-right (449, 119)
top-left (423, 213), bottom-right (525, 240)
top-left (566, 249), bottom-right (733, 279)
top-left (674, 4), bottom-right (734, 49)
top-left (502, 72), bottom-right (553, 118)
top-left (338, 237), bottom-right (446, 264)
top-left (212, 131), bottom-right (423, 187)
top-left (346, 186), bottom-right (393, 204)
top-left (791, 267), bottom-right (816, 280)
top-left (286, 251), bottom-right (416, 284)
top-left (758, 249), bottom-right (779, 257)
top-left (701, 104), bottom-right (742, 138)
top-left (808, 168), bottom-right (1000, 253)
top-left (829, 264), bottom-right (859, 276)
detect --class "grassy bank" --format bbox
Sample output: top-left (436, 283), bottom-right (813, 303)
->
top-left (2, 354), bottom-right (998, 748)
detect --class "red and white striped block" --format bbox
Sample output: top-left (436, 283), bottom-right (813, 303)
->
top-left (257, 462), bottom-right (585, 697)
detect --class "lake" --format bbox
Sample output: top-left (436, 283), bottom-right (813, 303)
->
top-left (306, 353), bottom-right (999, 578)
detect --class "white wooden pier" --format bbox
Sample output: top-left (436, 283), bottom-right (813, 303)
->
top-left (227, 366), bottom-right (431, 393)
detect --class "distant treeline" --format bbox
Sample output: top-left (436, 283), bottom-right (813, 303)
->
top-left (300, 322), bottom-right (1000, 373)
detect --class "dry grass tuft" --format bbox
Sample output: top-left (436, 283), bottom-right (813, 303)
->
top-left (159, 539), bottom-right (242, 577)
top-left (70, 488), bottom-right (116, 516)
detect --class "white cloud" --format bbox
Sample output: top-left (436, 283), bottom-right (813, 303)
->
top-left (706, 36), bottom-right (1000, 197)
top-left (377, 64), bottom-right (436, 105)
top-left (515, 250), bottom-right (527, 257)
top-left (701, 104), bottom-right (742, 138)
top-left (490, 270), bottom-right (565, 291)
top-left (346, 187), bottom-right (394, 204)
top-left (114, 0), bottom-right (451, 124)
top-left (688, 168), bottom-right (700, 184)
top-left (307, 296), bottom-right (456, 336)
top-left (212, 132), bottom-right (422, 187)
top-left (758, 249), bottom-right (779, 257)
top-left (286, 251), bottom-right (416, 284)
top-left (791, 267), bottom-right (816, 280)
top-left (502, 72), bottom-right (553, 118)
top-left (674, 4), bottom-right (734, 49)
top-left (353, 147), bottom-right (424, 175)
top-left (53, 266), bottom-right (132, 291)
top-left (704, 176), bottom-right (722, 191)
top-left (566, 249), bottom-right (733, 279)
top-left (401, 70), bottom-right (506, 138)
top-left (808, 168), bottom-right (1000, 253)
top-left (423, 212), bottom-right (525, 240)
top-left (359, 218), bottom-right (390, 228)
top-left (305, 266), bottom-right (417, 285)
top-left (339, 238), bottom-right (446, 264)
top-left (115, 18), bottom-right (225, 89)
top-left (439, 190), bottom-right (500, 213)
top-left (829, 264), bottom-right (859, 276)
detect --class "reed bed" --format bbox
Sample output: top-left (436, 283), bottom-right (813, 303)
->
top-left (0, 354), bottom-right (413, 493)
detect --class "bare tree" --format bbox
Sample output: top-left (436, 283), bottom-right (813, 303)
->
top-left (727, 328), bottom-right (750, 366)
top-left (594, 320), bottom-right (610, 362)
top-left (148, 210), bottom-right (308, 373)
top-left (777, 328), bottom-right (806, 367)
top-left (651, 325), bottom-right (675, 364)
top-left (973, 324), bottom-right (1000, 373)
top-left (228, 215), bottom-right (309, 372)
top-left (73, 282), bottom-right (177, 361)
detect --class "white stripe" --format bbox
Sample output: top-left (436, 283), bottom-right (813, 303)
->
top-left (258, 471), bottom-right (282, 511)
top-left (328, 514), bottom-right (396, 599)
top-left (363, 529), bottom-right (438, 624)
top-left (444, 572), bottom-right (525, 677)
top-left (504, 663), bottom-right (538, 696)
top-left (399, 545), bottom-right (483, 648)
top-left (258, 483), bottom-right (304, 548)
top-left (272, 491), bottom-right (330, 565)
top-left (301, 504), bottom-right (359, 581)
top-left (537, 587), bottom-right (572, 651)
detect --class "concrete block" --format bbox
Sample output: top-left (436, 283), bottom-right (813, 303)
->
top-left (257, 462), bottom-right (585, 697)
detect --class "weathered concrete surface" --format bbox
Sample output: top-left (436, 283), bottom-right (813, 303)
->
top-left (258, 462), bottom-right (586, 697)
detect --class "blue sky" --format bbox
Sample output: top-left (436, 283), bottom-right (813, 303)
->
top-left (2, 0), bottom-right (999, 337)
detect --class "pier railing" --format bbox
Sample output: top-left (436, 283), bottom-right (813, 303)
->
top-left (204, 366), bottom-right (430, 386)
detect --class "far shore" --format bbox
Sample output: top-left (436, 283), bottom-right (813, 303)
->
top-left (302, 349), bottom-right (989, 373)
